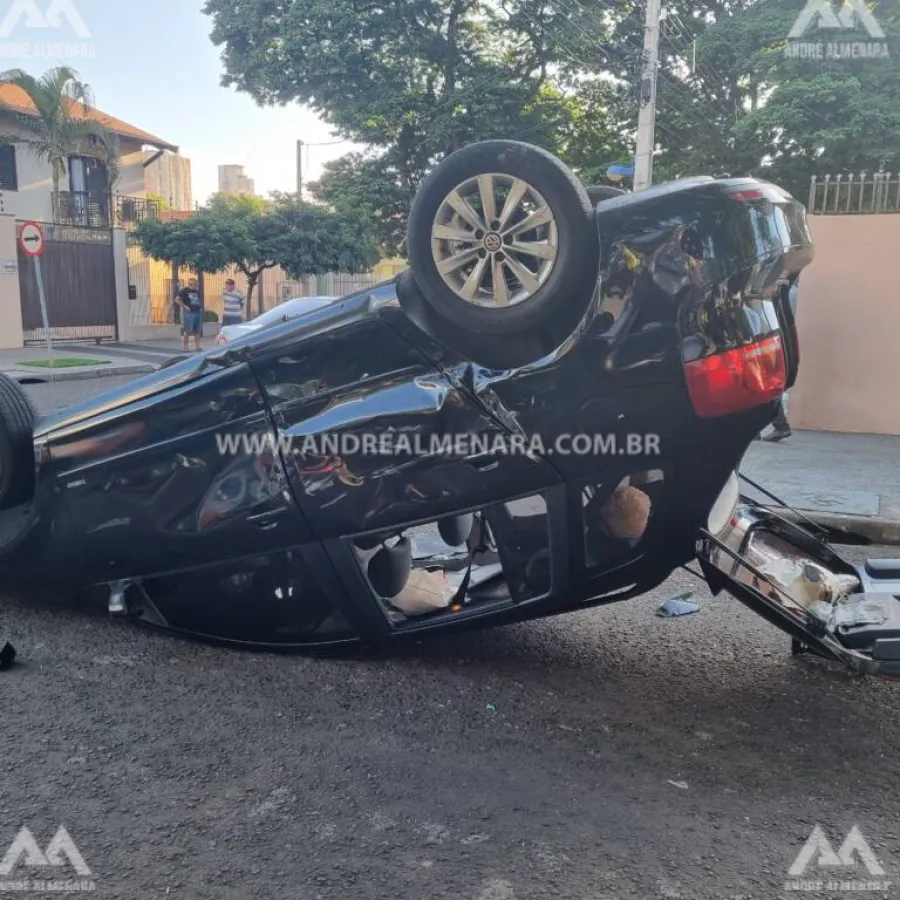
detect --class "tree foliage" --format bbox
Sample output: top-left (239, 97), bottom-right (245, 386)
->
top-left (204, 0), bottom-right (900, 224)
top-left (134, 194), bottom-right (379, 315)
top-left (203, 0), bottom-right (629, 250)
top-left (134, 214), bottom-right (245, 274)
top-left (633, 0), bottom-right (900, 196)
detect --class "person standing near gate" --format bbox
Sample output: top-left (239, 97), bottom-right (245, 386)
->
top-left (176, 277), bottom-right (204, 351)
top-left (221, 278), bottom-right (245, 327)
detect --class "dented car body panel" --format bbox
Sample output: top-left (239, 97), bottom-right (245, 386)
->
top-left (7, 170), bottom-right (894, 677)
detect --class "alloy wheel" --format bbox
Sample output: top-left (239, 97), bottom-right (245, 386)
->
top-left (430, 173), bottom-right (559, 308)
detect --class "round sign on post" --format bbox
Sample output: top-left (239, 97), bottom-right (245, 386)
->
top-left (19, 221), bottom-right (45, 257)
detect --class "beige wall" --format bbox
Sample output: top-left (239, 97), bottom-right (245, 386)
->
top-left (117, 143), bottom-right (148, 198)
top-left (143, 151), bottom-right (192, 210)
top-left (0, 215), bottom-right (24, 349)
top-left (0, 132), bottom-right (148, 224)
top-left (789, 215), bottom-right (900, 435)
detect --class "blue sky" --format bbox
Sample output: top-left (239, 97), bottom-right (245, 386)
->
top-left (0, 0), bottom-right (362, 203)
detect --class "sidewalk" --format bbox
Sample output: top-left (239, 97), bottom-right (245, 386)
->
top-left (741, 429), bottom-right (900, 544)
top-left (0, 346), bottom-right (156, 383)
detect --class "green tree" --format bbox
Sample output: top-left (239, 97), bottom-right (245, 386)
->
top-left (133, 213), bottom-right (247, 275)
top-left (203, 193), bottom-right (276, 314)
top-left (0, 66), bottom-right (117, 196)
top-left (135, 194), bottom-right (379, 316)
top-left (266, 192), bottom-right (380, 278)
top-left (309, 153), bottom-right (417, 257)
top-left (205, 0), bottom-right (900, 217)
top-left (630, 0), bottom-right (900, 196)
top-left (203, 0), bottom-right (626, 249)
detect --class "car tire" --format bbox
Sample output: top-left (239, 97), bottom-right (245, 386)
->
top-left (0, 373), bottom-right (37, 509)
top-left (404, 140), bottom-right (600, 353)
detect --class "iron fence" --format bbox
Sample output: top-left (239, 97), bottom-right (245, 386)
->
top-left (53, 191), bottom-right (162, 229)
top-left (808, 173), bottom-right (900, 215)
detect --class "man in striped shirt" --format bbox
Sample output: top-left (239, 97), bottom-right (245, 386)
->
top-left (222, 279), bottom-right (245, 326)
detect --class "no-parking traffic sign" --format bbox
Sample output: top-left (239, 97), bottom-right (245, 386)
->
top-left (19, 221), bottom-right (45, 257)
top-left (19, 221), bottom-right (53, 356)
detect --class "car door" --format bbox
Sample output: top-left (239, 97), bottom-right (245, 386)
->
top-left (247, 287), bottom-right (562, 540)
top-left (46, 360), bottom-right (314, 584)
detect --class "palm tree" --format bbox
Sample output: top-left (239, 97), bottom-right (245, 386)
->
top-left (0, 66), bottom-right (119, 220)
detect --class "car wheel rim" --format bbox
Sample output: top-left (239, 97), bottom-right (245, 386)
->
top-left (430, 173), bottom-right (559, 308)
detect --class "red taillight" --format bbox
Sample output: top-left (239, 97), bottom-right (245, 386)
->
top-left (684, 335), bottom-right (786, 418)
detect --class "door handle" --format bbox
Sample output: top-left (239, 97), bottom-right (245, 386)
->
top-left (248, 507), bottom-right (288, 529)
top-left (464, 455), bottom-right (501, 473)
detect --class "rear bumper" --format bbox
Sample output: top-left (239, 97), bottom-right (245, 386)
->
top-left (698, 499), bottom-right (900, 678)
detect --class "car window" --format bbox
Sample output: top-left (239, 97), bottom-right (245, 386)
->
top-left (253, 297), bottom-right (335, 326)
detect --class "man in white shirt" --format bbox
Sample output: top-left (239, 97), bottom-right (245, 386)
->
top-left (222, 279), bottom-right (245, 327)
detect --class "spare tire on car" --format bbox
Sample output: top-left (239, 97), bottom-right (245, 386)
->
top-left (0, 373), bottom-right (37, 510)
top-left (401, 140), bottom-right (601, 368)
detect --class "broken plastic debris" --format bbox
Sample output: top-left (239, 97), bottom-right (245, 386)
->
top-left (0, 642), bottom-right (16, 671)
top-left (832, 595), bottom-right (891, 630)
top-left (656, 592), bottom-right (699, 618)
top-left (759, 557), bottom-right (859, 612)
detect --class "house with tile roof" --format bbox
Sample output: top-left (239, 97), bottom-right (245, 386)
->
top-left (0, 84), bottom-right (189, 228)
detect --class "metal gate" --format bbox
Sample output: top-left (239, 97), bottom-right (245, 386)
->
top-left (17, 221), bottom-right (118, 343)
top-left (125, 232), bottom-right (200, 326)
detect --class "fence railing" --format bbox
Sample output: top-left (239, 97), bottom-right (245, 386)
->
top-left (53, 191), bottom-right (162, 229)
top-left (808, 173), bottom-right (900, 215)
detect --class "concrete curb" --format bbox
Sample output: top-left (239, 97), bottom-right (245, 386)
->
top-left (4, 362), bottom-right (156, 383)
top-left (782, 509), bottom-right (900, 547)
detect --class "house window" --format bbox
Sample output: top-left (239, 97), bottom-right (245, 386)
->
top-left (0, 145), bottom-right (18, 191)
top-left (69, 155), bottom-right (108, 194)
top-left (67, 155), bottom-right (110, 227)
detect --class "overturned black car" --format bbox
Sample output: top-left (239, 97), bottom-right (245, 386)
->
top-left (2, 140), bottom-right (899, 677)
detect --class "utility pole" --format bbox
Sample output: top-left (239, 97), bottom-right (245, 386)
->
top-left (297, 139), bottom-right (304, 199)
top-left (633, 0), bottom-right (662, 191)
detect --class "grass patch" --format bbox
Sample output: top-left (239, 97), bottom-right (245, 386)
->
top-left (18, 357), bottom-right (111, 369)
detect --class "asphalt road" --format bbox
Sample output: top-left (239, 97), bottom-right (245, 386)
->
top-left (2, 377), bottom-right (899, 900)
top-left (24, 375), bottom-right (147, 416)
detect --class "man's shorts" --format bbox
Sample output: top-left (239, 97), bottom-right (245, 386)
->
top-left (222, 314), bottom-right (243, 326)
top-left (183, 311), bottom-right (202, 335)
